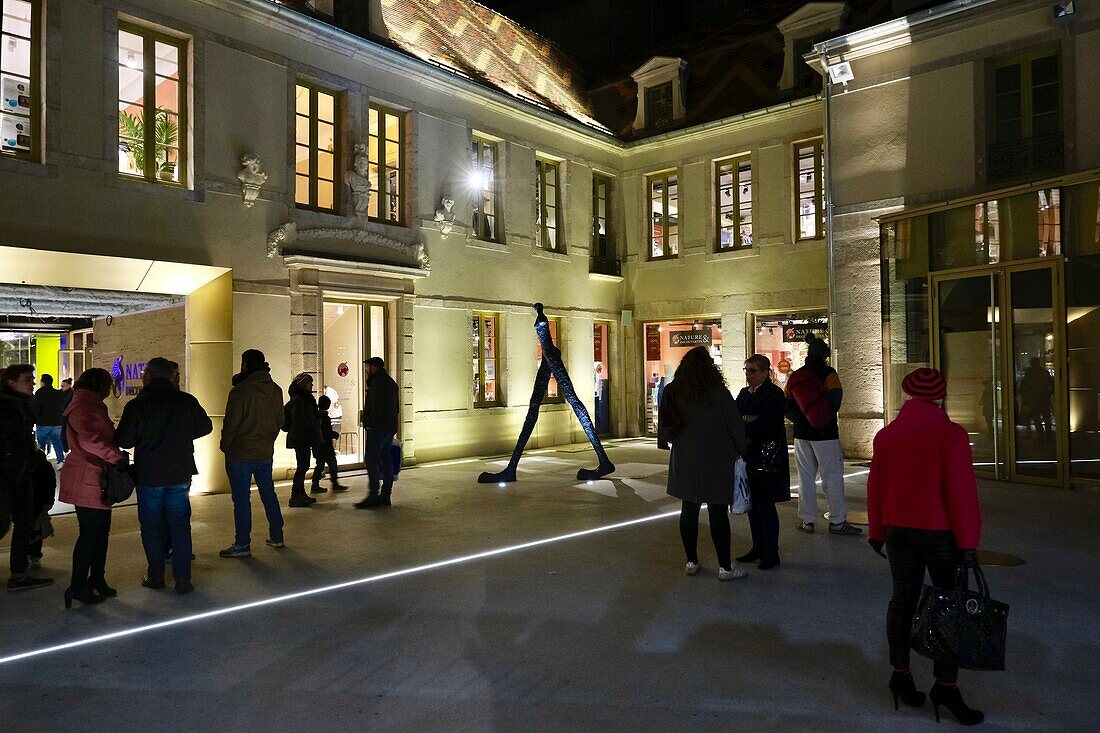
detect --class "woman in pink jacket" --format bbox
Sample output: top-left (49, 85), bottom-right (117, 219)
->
top-left (59, 368), bottom-right (126, 608)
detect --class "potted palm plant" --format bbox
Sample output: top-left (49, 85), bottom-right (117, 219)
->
top-left (118, 110), bottom-right (179, 181)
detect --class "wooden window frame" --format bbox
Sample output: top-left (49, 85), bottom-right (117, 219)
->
top-left (117, 22), bottom-right (188, 186)
top-left (0, 0), bottom-right (41, 162)
top-left (473, 312), bottom-right (500, 408)
top-left (295, 80), bottom-right (342, 213)
top-left (538, 316), bottom-right (564, 404)
top-left (471, 137), bottom-right (501, 242)
top-left (592, 173), bottom-right (611, 258)
top-left (648, 171), bottom-right (679, 260)
top-left (368, 102), bottom-right (405, 225)
top-left (535, 157), bottom-right (563, 252)
top-left (794, 140), bottom-right (825, 242)
top-left (715, 156), bottom-right (753, 252)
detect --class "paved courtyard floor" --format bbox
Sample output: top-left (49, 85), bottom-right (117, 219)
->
top-left (1, 439), bottom-right (1097, 732)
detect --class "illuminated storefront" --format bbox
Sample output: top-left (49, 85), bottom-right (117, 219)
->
top-left (642, 318), bottom-right (723, 434)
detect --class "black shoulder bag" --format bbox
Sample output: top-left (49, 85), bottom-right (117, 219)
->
top-left (910, 560), bottom-right (1008, 671)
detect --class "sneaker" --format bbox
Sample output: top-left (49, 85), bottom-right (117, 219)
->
top-left (288, 496), bottom-right (313, 508)
top-left (797, 521), bottom-right (815, 534)
top-left (7, 575), bottom-right (54, 592)
top-left (265, 539), bottom-right (285, 549)
top-left (310, 485), bottom-right (328, 494)
top-left (175, 581), bottom-right (194, 595)
top-left (829, 521), bottom-right (864, 536)
top-left (685, 561), bottom-right (700, 576)
top-left (718, 566), bottom-right (747, 581)
top-left (218, 544), bottom-right (251, 558)
top-left (141, 574), bottom-right (166, 590)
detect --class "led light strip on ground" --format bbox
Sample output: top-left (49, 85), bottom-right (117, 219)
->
top-left (0, 510), bottom-right (679, 666)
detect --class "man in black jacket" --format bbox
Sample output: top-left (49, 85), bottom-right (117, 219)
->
top-left (355, 357), bottom-right (399, 509)
top-left (1, 364), bottom-right (54, 591)
top-left (116, 357), bottom-right (213, 594)
top-left (33, 373), bottom-right (67, 463)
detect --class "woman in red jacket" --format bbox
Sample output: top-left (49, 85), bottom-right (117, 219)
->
top-left (867, 368), bottom-right (984, 726)
top-left (59, 368), bottom-right (126, 608)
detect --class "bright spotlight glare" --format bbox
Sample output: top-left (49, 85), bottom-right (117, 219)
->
top-left (468, 169), bottom-right (486, 190)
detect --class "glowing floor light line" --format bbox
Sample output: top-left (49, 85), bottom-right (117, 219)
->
top-left (0, 510), bottom-right (679, 667)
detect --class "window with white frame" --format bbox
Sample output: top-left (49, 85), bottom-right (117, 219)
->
top-left (535, 157), bottom-right (562, 252)
top-left (1, 0), bottom-right (38, 159)
top-left (716, 157), bottom-right (752, 250)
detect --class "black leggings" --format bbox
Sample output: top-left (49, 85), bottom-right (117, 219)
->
top-left (71, 506), bottom-right (111, 592)
top-left (885, 526), bottom-right (960, 682)
top-left (292, 446), bottom-right (313, 498)
top-left (679, 500), bottom-right (731, 570)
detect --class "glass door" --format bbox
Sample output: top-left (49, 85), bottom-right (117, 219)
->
top-left (931, 261), bottom-right (1065, 483)
top-left (594, 321), bottom-right (610, 435)
top-left (322, 300), bottom-right (388, 467)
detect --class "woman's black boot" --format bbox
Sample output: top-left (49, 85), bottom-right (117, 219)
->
top-left (735, 547), bottom-right (762, 563)
top-left (929, 683), bottom-right (984, 725)
top-left (92, 579), bottom-right (118, 598)
top-left (64, 586), bottom-right (106, 609)
top-left (889, 671), bottom-right (926, 710)
top-left (757, 551), bottom-right (780, 570)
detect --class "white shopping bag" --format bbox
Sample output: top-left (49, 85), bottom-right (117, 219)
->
top-left (731, 457), bottom-right (752, 515)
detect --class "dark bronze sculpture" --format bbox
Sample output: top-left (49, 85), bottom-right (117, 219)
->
top-left (478, 303), bottom-right (616, 483)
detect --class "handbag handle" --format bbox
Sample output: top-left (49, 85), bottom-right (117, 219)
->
top-left (955, 560), bottom-right (990, 599)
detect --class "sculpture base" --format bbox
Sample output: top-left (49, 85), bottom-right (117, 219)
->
top-left (576, 460), bottom-right (616, 482)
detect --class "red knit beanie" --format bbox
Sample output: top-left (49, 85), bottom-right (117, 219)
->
top-left (902, 368), bottom-right (947, 401)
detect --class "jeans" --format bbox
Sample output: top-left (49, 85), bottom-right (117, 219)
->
top-left (364, 431), bottom-right (395, 497)
top-left (137, 483), bottom-right (192, 583)
top-left (227, 459), bottom-right (283, 547)
top-left (794, 438), bottom-right (847, 523)
top-left (291, 446), bottom-right (313, 499)
top-left (36, 425), bottom-right (65, 462)
top-left (71, 506), bottom-right (111, 592)
top-left (885, 526), bottom-right (960, 682)
top-left (312, 443), bottom-right (340, 489)
top-left (679, 500), bottom-right (731, 570)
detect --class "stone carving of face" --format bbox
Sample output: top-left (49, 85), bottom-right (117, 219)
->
top-left (442, 196), bottom-right (454, 211)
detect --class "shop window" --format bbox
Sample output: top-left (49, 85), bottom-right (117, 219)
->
top-left (716, 157), bottom-right (752, 250)
top-left (473, 312), bottom-right (499, 407)
top-left (535, 158), bottom-right (562, 252)
top-left (988, 52), bottom-right (1061, 182)
top-left (648, 172), bottom-right (678, 259)
top-left (537, 316), bottom-right (563, 403)
top-left (1, 0), bottom-right (38, 160)
top-left (750, 314), bottom-right (828, 391)
top-left (795, 140), bottom-right (824, 241)
top-left (117, 24), bottom-right (187, 185)
top-left (644, 320), bottom-right (722, 433)
top-left (471, 137), bottom-right (500, 242)
top-left (367, 103), bottom-right (403, 224)
top-left (295, 82), bottom-right (341, 212)
top-left (593, 321), bottom-right (611, 435)
top-left (929, 188), bottom-right (1061, 271)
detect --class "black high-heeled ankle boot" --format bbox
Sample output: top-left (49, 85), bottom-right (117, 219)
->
top-left (929, 683), bottom-right (984, 725)
top-left (64, 586), bottom-right (106, 609)
top-left (889, 671), bottom-right (926, 710)
top-left (92, 579), bottom-right (118, 598)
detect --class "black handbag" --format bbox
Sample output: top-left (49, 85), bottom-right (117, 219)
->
top-left (747, 439), bottom-right (783, 475)
top-left (910, 561), bottom-right (1008, 671)
top-left (100, 456), bottom-right (136, 506)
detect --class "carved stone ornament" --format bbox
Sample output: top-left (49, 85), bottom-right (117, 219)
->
top-left (267, 222), bottom-right (429, 270)
top-left (345, 143), bottom-right (372, 220)
top-left (237, 154), bottom-right (268, 208)
top-left (434, 195), bottom-right (456, 238)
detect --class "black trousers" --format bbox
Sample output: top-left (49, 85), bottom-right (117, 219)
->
top-left (312, 443), bottom-right (340, 487)
top-left (8, 477), bottom-right (33, 576)
top-left (291, 446), bottom-right (313, 498)
top-left (71, 506), bottom-right (112, 592)
top-left (746, 499), bottom-right (780, 553)
top-left (679, 500), bottom-right (731, 570)
top-left (885, 526), bottom-right (960, 682)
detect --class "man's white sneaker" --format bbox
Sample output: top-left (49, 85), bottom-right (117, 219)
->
top-left (718, 565), bottom-right (747, 581)
top-left (685, 561), bottom-right (700, 576)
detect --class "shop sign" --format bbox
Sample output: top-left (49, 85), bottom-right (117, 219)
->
top-left (594, 325), bottom-right (604, 362)
top-left (110, 355), bottom-right (148, 398)
top-left (645, 327), bottom-right (661, 361)
top-left (670, 331), bottom-right (711, 348)
top-left (337, 362), bottom-right (349, 377)
top-left (781, 323), bottom-right (825, 343)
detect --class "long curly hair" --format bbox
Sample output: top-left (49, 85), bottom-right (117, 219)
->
top-left (672, 346), bottom-right (725, 403)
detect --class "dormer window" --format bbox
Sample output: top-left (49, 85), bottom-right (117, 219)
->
top-left (777, 3), bottom-right (847, 92)
top-left (632, 56), bottom-right (687, 132)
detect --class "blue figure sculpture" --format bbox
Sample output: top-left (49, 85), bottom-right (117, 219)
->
top-left (478, 303), bottom-right (616, 484)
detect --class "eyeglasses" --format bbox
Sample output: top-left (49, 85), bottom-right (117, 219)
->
top-left (743, 367), bottom-right (762, 373)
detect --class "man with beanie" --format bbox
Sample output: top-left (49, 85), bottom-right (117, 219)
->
top-left (784, 335), bottom-right (861, 535)
top-left (866, 367), bottom-right (984, 724)
top-left (116, 357), bottom-right (212, 594)
top-left (218, 349), bottom-right (287, 558)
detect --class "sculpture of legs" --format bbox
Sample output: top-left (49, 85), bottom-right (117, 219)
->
top-left (477, 363), bottom-right (553, 484)
top-left (547, 360), bottom-right (615, 481)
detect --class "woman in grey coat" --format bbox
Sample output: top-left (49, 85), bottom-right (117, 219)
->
top-left (658, 347), bottom-right (748, 580)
